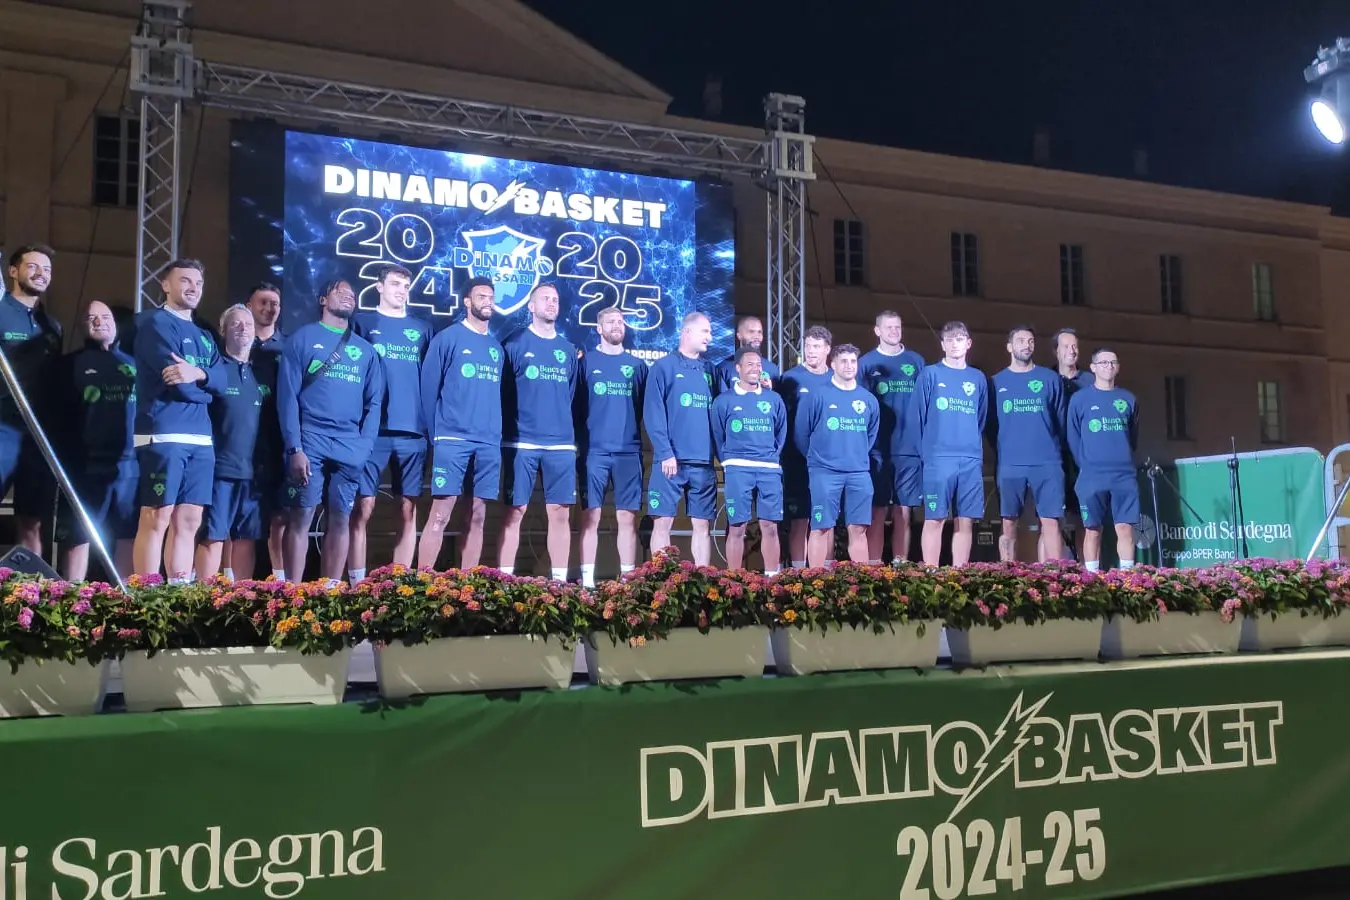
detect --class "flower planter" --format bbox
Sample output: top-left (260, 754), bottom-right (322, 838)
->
top-left (120, 647), bottom-right (351, 712)
top-left (1240, 613), bottom-right (1350, 652)
top-left (584, 626), bottom-right (769, 685)
top-left (1100, 612), bottom-right (1239, 659)
top-left (947, 619), bottom-right (1103, 666)
top-left (771, 622), bottom-right (940, 675)
top-left (374, 635), bottom-right (574, 699)
top-left (0, 660), bottom-right (109, 718)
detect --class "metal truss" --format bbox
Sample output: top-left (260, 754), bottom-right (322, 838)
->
top-left (764, 95), bottom-right (814, 369)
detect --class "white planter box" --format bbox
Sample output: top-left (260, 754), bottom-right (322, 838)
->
top-left (771, 622), bottom-right (941, 675)
top-left (0, 660), bottom-right (109, 718)
top-left (121, 647), bottom-right (351, 712)
top-left (1240, 613), bottom-right (1350, 652)
top-left (585, 626), bottom-right (769, 685)
top-left (375, 635), bottom-right (574, 699)
top-left (947, 620), bottom-right (1103, 666)
top-left (1101, 612), bottom-right (1239, 659)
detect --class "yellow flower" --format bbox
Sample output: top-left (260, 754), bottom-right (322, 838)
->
top-left (783, 609), bottom-right (798, 623)
top-left (310, 622), bottom-right (323, 635)
top-left (396, 585), bottom-right (415, 597)
top-left (302, 609), bottom-right (317, 622)
top-left (513, 601), bottom-right (526, 612)
top-left (391, 564), bottom-right (407, 576)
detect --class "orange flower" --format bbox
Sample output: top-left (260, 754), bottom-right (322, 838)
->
top-left (513, 601), bottom-right (526, 612)
top-left (310, 622), bottom-right (323, 635)
top-left (302, 609), bottom-right (316, 622)
top-left (706, 588), bottom-right (720, 600)
top-left (397, 585), bottom-right (415, 597)
top-left (391, 564), bottom-right (407, 576)
top-left (328, 620), bottom-right (353, 634)
top-left (276, 615), bottom-right (300, 634)
top-left (782, 609), bottom-right (798, 623)
top-left (439, 603), bottom-right (454, 617)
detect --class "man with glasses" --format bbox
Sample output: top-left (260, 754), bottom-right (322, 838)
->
top-left (1067, 348), bottom-right (1139, 572)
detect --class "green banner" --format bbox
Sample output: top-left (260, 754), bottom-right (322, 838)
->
top-left (3, 652), bottom-right (1350, 899)
top-left (1136, 448), bottom-right (1327, 567)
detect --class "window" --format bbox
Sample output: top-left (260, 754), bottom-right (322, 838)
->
top-left (1160, 254), bottom-right (1184, 314)
top-left (1258, 381), bottom-right (1283, 443)
top-left (1252, 263), bottom-right (1276, 321)
top-left (1060, 244), bottom-right (1085, 306)
top-left (950, 232), bottom-right (979, 297)
top-left (1164, 376), bottom-right (1190, 440)
top-left (93, 115), bottom-right (140, 208)
top-left (833, 219), bottom-right (865, 286)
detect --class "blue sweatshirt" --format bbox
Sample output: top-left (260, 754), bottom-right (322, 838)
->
top-left (859, 347), bottom-right (926, 458)
top-left (251, 331), bottom-right (284, 479)
top-left (133, 307), bottom-right (225, 441)
top-left (913, 361), bottom-right (988, 460)
top-left (578, 349), bottom-right (647, 455)
top-left (421, 322), bottom-right (504, 445)
top-left (210, 358), bottom-right (263, 480)
top-left (276, 321), bottom-right (383, 466)
top-left (1067, 386), bottom-right (1138, 475)
top-left (644, 351), bottom-right (715, 464)
top-left (990, 365), bottom-right (1066, 468)
top-left (794, 381), bottom-right (880, 474)
top-left (777, 365), bottom-right (834, 467)
top-left (61, 343), bottom-right (136, 472)
top-left (353, 310), bottom-right (430, 437)
top-left (0, 293), bottom-right (62, 425)
top-left (716, 353), bottom-right (780, 392)
top-left (711, 386), bottom-right (787, 467)
top-left (501, 327), bottom-right (580, 448)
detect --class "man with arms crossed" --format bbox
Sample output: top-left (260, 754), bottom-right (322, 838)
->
top-left (860, 311), bottom-right (926, 564)
top-left (990, 326), bottom-right (1067, 562)
top-left (276, 280), bottom-right (383, 583)
top-left (247, 282), bottom-right (288, 580)
top-left (577, 306), bottom-right (647, 588)
top-left (1067, 348), bottom-right (1139, 571)
top-left (133, 259), bottom-right (224, 580)
top-left (644, 311), bottom-right (716, 565)
top-left (914, 321), bottom-right (988, 568)
top-left (711, 347), bottom-right (786, 573)
top-left (349, 264), bottom-right (429, 581)
top-left (777, 325), bottom-right (834, 568)
top-left (794, 344), bottom-right (879, 567)
top-left (418, 277), bottom-right (502, 570)
top-left (498, 283), bottom-right (579, 580)
top-left (1051, 328), bottom-right (1093, 562)
top-left (716, 316), bottom-right (778, 391)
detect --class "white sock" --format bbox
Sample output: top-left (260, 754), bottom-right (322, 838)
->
top-left (1119, 559), bottom-right (1134, 570)
top-left (272, 569), bottom-right (286, 582)
top-left (168, 574), bottom-right (189, 585)
top-left (551, 567), bottom-right (567, 582)
top-left (791, 560), bottom-right (806, 569)
top-left (619, 564), bottom-right (634, 576)
top-left (500, 565), bottom-right (514, 575)
top-left (581, 564), bottom-right (595, 588)
top-left (764, 569), bottom-right (779, 577)
top-left (867, 559), bottom-right (881, 566)
top-left (1086, 560), bottom-right (1100, 572)
top-left (325, 577), bottom-right (340, 589)
top-left (222, 567), bottom-right (234, 581)
top-left (349, 568), bottom-right (366, 582)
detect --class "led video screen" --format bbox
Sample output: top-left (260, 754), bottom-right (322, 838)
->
top-left (228, 122), bottom-right (737, 361)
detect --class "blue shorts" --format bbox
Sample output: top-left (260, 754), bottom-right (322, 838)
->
top-left (1062, 464), bottom-right (1083, 528)
top-left (723, 466), bottom-right (784, 525)
top-left (0, 423), bottom-right (54, 518)
top-left (582, 452), bottom-right (643, 511)
top-left (430, 440), bottom-right (500, 500)
top-left (871, 455), bottom-right (924, 509)
top-left (923, 457), bottom-right (985, 520)
top-left (203, 477), bottom-right (264, 542)
top-left (998, 464), bottom-right (1066, 520)
top-left (62, 460), bottom-right (139, 543)
top-left (808, 468), bottom-right (873, 528)
top-left (138, 442), bottom-right (214, 508)
top-left (283, 438), bottom-right (361, 515)
top-left (647, 462), bottom-right (717, 520)
top-left (783, 454), bottom-right (810, 520)
top-left (359, 434), bottom-right (427, 497)
top-left (503, 447), bottom-right (577, 506)
top-left (1076, 472), bottom-right (1141, 528)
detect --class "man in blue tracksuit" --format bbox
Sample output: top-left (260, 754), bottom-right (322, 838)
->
top-left (499, 283), bottom-right (580, 581)
top-left (914, 321), bottom-right (988, 568)
top-left (991, 326), bottom-right (1067, 562)
top-left (196, 304), bottom-right (263, 582)
top-left (712, 347), bottom-right (786, 573)
top-left (246, 282), bottom-right (287, 580)
top-left (859, 310), bottom-right (926, 564)
top-left (418, 276), bottom-right (503, 570)
top-left (576, 305), bottom-right (647, 588)
top-left (715, 315), bottom-right (779, 392)
top-left (1051, 327), bottom-right (1095, 562)
top-left (277, 279), bottom-right (383, 583)
top-left (645, 311), bottom-right (716, 565)
top-left (57, 299), bottom-right (137, 582)
top-left (777, 324), bottom-right (834, 568)
top-left (132, 259), bottom-right (226, 580)
top-left (0, 244), bottom-right (63, 559)
top-left (349, 263), bottom-right (429, 581)
top-left (1067, 347), bottom-right (1140, 572)
top-left (794, 343), bottom-right (879, 567)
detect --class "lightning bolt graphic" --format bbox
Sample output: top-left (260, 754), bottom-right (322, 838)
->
top-left (483, 179), bottom-right (526, 216)
top-left (947, 691), bottom-right (1053, 823)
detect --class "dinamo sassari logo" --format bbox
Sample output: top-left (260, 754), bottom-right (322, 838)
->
top-left (458, 225), bottom-right (548, 316)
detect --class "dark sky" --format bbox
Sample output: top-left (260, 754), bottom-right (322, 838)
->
top-left (525, 0), bottom-right (1350, 207)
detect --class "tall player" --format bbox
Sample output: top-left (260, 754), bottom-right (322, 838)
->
top-left (716, 316), bottom-right (778, 391)
top-left (418, 277), bottom-right (502, 570)
top-left (1051, 328), bottom-right (1093, 562)
top-left (645, 311), bottom-right (715, 565)
top-left (1067, 348), bottom-right (1139, 571)
top-left (247, 282), bottom-right (287, 580)
top-left (498, 283), bottom-right (579, 580)
top-left (777, 325), bottom-right (833, 568)
top-left (914, 321), bottom-right (988, 568)
top-left (859, 311), bottom-right (926, 564)
top-left (349, 264), bottom-right (430, 581)
top-left (577, 306), bottom-right (647, 588)
top-left (990, 326), bottom-right (1067, 562)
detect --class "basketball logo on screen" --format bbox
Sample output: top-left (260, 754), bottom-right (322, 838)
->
top-left (458, 225), bottom-right (549, 315)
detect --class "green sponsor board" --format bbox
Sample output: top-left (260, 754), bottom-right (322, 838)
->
top-left (1136, 447), bottom-right (1327, 567)
top-left (2, 654), bottom-right (1350, 898)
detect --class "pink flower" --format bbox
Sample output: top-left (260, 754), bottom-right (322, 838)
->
top-left (360, 609), bottom-right (375, 623)
top-left (71, 599), bottom-right (91, 616)
top-left (16, 607), bottom-right (32, 630)
top-left (995, 603), bottom-right (1009, 619)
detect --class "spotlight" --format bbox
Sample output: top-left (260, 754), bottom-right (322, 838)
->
top-left (1305, 39), bottom-right (1350, 145)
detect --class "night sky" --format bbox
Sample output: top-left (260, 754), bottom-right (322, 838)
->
top-left (525, 0), bottom-right (1350, 208)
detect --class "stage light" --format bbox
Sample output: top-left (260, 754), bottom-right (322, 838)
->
top-left (1312, 97), bottom-right (1345, 144)
top-left (1305, 39), bottom-right (1350, 145)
